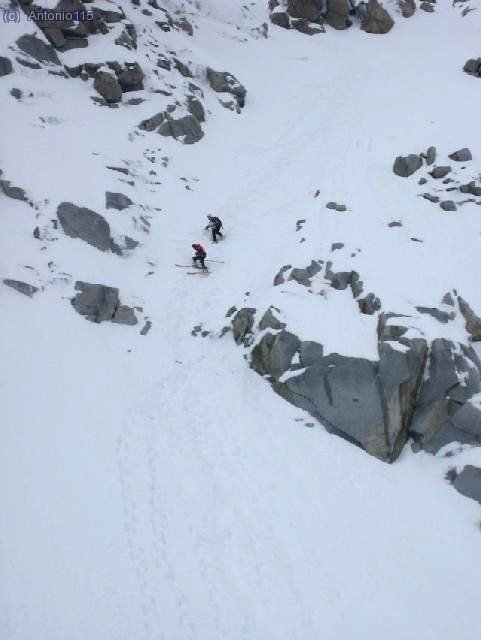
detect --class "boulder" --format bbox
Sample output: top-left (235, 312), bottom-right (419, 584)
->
top-left (419, 1), bottom-right (434, 12)
top-left (398, 0), bottom-right (416, 18)
top-left (463, 58), bottom-right (481, 76)
top-left (232, 308), bottom-right (256, 345)
top-left (326, 201), bottom-right (347, 211)
top-left (0, 180), bottom-right (27, 201)
top-left (360, 0), bottom-right (394, 34)
top-left (270, 10), bottom-right (290, 28)
top-left (112, 305), bottom-right (138, 326)
top-left (325, 0), bottom-right (350, 29)
top-left (158, 114), bottom-right (204, 144)
top-left (409, 339), bottom-right (481, 452)
top-left (71, 281), bottom-right (119, 322)
top-left (458, 296), bottom-right (481, 341)
top-left (453, 466), bottom-right (481, 505)
top-left (251, 331), bottom-right (301, 379)
top-left (117, 62), bottom-right (144, 92)
top-left (186, 95), bottom-right (205, 122)
top-left (393, 154), bottom-right (422, 177)
top-left (448, 147), bottom-right (472, 162)
top-left (426, 145), bottom-right (436, 165)
top-left (16, 34), bottom-right (60, 65)
top-left (273, 264), bottom-right (292, 286)
top-left (259, 307), bottom-right (286, 331)
top-left (94, 71), bottom-right (122, 103)
top-left (358, 293), bottom-right (381, 315)
top-left (57, 202), bottom-right (111, 251)
top-left (3, 279), bottom-right (38, 297)
top-left (287, 0), bottom-right (323, 21)
top-left (106, 192), bottom-right (133, 210)
top-left (440, 200), bottom-right (457, 212)
top-left (0, 56), bottom-right (13, 77)
top-left (430, 166), bottom-right (451, 179)
top-left (422, 193), bottom-right (439, 203)
top-left (291, 18), bottom-right (324, 34)
top-left (206, 68), bottom-right (247, 109)
top-left (299, 341), bottom-right (324, 367)
top-left (139, 111), bottom-right (165, 132)
top-left (415, 306), bottom-right (454, 323)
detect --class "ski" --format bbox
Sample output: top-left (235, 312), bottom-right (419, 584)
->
top-left (187, 271), bottom-right (210, 275)
top-left (175, 264), bottom-right (193, 268)
top-left (206, 259), bottom-right (224, 264)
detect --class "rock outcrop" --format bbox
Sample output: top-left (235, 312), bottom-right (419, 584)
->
top-left (359, 0), bottom-right (395, 34)
top-left (71, 281), bottom-right (137, 325)
top-left (206, 68), bottom-right (247, 110)
top-left (57, 202), bottom-right (111, 251)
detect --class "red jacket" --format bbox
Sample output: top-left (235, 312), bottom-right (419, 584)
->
top-left (192, 244), bottom-right (206, 255)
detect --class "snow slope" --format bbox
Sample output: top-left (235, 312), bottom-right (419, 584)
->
top-left (2, 1), bottom-right (481, 639)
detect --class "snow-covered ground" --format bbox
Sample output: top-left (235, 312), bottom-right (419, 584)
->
top-left (1, 1), bottom-right (481, 638)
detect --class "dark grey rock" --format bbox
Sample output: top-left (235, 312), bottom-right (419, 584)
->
top-left (117, 62), bottom-right (144, 92)
top-left (157, 55), bottom-right (171, 70)
top-left (139, 111), bottom-right (165, 132)
top-left (225, 305), bottom-right (237, 318)
top-left (186, 95), bottom-right (205, 122)
top-left (350, 271), bottom-right (364, 298)
top-left (325, 0), bottom-right (350, 29)
top-left (420, 1), bottom-right (434, 12)
top-left (10, 88), bottom-right (22, 100)
top-left (458, 296), bottom-right (481, 341)
top-left (422, 193), bottom-right (439, 203)
top-left (115, 24), bottom-right (138, 50)
top-left (453, 466), bottom-right (481, 505)
top-left (360, 0), bottom-right (394, 34)
top-left (287, 0), bottom-right (323, 21)
top-left (409, 338), bottom-right (481, 452)
top-left (206, 67), bottom-right (247, 109)
top-left (273, 264), bottom-right (292, 286)
top-left (398, 0), bottom-right (416, 18)
top-left (430, 166), bottom-right (451, 179)
top-left (393, 154), bottom-right (422, 177)
top-left (16, 57), bottom-right (41, 70)
top-left (449, 147), bottom-right (472, 162)
top-left (415, 306), bottom-right (454, 324)
top-left (0, 180), bottom-right (27, 201)
top-left (173, 58), bottom-right (193, 78)
top-left (251, 330), bottom-right (301, 380)
top-left (94, 71), bottom-right (122, 103)
top-left (426, 146), bottom-right (436, 166)
top-left (259, 307), bottom-right (286, 331)
top-left (331, 242), bottom-right (344, 251)
top-left (3, 278), bottom-right (38, 297)
top-left (326, 201), bottom-right (347, 212)
top-left (158, 115), bottom-right (204, 144)
top-left (57, 202), bottom-right (111, 251)
top-left (299, 341), bottom-right (323, 367)
top-left (442, 292), bottom-right (455, 307)
top-left (270, 10), bottom-right (290, 28)
top-left (16, 34), bottom-right (60, 65)
top-left (288, 268), bottom-right (312, 287)
top-left (232, 308), bottom-right (256, 345)
top-left (112, 304), bottom-right (138, 326)
top-left (71, 281), bottom-right (119, 322)
top-left (291, 18), bottom-right (324, 35)
top-left (440, 200), bottom-right (457, 211)
top-left (388, 221), bottom-right (403, 227)
top-left (463, 58), bottom-right (481, 76)
top-left (106, 192), bottom-right (133, 210)
top-left (358, 293), bottom-right (381, 315)
top-left (140, 320), bottom-right (152, 335)
top-left (0, 56), bottom-right (13, 77)
top-left (418, 177), bottom-right (427, 185)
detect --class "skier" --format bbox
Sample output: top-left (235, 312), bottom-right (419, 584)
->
top-left (192, 243), bottom-right (207, 271)
top-left (205, 215), bottom-right (223, 243)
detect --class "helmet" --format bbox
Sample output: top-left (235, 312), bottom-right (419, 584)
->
top-left (207, 215), bottom-right (212, 220)
top-left (192, 243), bottom-right (196, 248)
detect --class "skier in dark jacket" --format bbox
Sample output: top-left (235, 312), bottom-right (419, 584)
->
top-left (192, 243), bottom-right (207, 270)
top-left (205, 215), bottom-right (223, 243)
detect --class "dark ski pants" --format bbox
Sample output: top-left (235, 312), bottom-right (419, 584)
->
top-left (193, 253), bottom-right (207, 269)
top-left (212, 225), bottom-right (223, 242)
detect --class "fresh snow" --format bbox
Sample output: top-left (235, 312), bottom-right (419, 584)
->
top-left (1, 1), bottom-right (481, 639)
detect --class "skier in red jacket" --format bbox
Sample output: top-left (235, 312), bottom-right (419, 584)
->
top-left (192, 243), bottom-right (207, 271)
